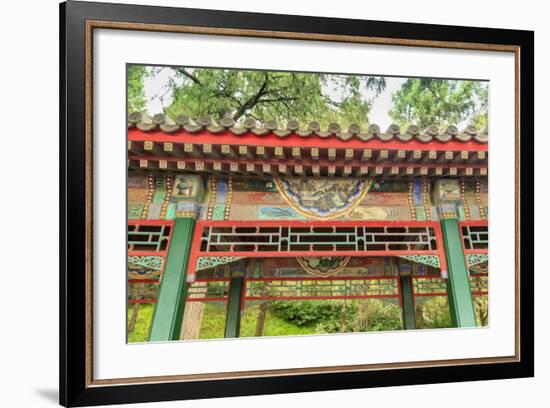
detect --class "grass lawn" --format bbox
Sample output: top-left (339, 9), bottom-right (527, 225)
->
top-left (127, 303), bottom-right (154, 343)
top-left (205, 303), bottom-right (317, 338)
top-left (127, 302), bottom-right (317, 342)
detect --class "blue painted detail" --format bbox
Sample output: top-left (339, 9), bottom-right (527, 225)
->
top-left (258, 206), bottom-right (306, 220)
top-left (413, 180), bottom-right (423, 206)
top-left (176, 202), bottom-right (198, 213)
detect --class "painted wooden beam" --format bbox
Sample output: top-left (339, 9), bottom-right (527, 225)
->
top-left (362, 149), bottom-right (372, 161)
top-left (149, 218), bottom-right (196, 341)
top-left (440, 218), bottom-right (477, 328)
top-left (310, 147), bottom-right (320, 160)
top-left (224, 277), bottom-right (244, 338)
top-left (183, 143), bottom-right (202, 158)
top-left (221, 144), bottom-right (236, 158)
top-left (274, 146), bottom-right (285, 160)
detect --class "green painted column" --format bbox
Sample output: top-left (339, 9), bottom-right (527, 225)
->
top-left (399, 275), bottom-right (416, 330)
top-left (149, 217), bottom-right (195, 341)
top-left (440, 218), bottom-right (477, 327)
top-left (224, 277), bottom-right (244, 338)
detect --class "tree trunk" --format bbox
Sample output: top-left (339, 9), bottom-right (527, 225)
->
top-left (339, 301), bottom-right (348, 333)
top-left (254, 302), bottom-right (268, 336)
top-left (128, 303), bottom-right (140, 333)
top-left (180, 301), bottom-right (206, 340)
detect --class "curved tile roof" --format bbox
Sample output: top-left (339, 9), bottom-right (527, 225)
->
top-left (127, 112), bottom-right (488, 144)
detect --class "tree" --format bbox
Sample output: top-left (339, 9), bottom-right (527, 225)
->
top-left (127, 65), bottom-right (147, 112)
top-left (128, 66), bottom-right (386, 128)
top-left (389, 79), bottom-right (488, 129)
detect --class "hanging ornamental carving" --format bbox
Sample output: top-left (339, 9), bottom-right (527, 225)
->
top-left (196, 256), bottom-right (245, 271)
top-left (127, 256), bottom-right (164, 279)
top-left (467, 254), bottom-right (489, 274)
top-left (398, 255), bottom-right (441, 269)
top-left (274, 177), bottom-right (371, 219)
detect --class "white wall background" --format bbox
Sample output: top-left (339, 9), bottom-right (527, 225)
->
top-left (0, 0), bottom-right (544, 407)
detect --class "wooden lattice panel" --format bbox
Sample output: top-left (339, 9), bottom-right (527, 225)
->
top-left (460, 221), bottom-right (488, 252)
top-left (244, 277), bottom-right (400, 301)
top-left (188, 220), bottom-right (447, 281)
top-left (128, 220), bottom-right (173, 253)
top-left (127, 220), bottom-right (174, 304)
top-left (412, 277), bottom-right (448, 297)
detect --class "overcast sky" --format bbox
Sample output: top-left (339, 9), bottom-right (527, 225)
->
top-left (142, 67), bottom-right (434, 127)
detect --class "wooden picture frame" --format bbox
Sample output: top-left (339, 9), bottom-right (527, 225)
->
top-left (60, 1), bottom-right (534, 406)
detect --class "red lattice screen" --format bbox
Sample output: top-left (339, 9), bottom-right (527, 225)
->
top-left (188, 220), bottom-right (447, 281)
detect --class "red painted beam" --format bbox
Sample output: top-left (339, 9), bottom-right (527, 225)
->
top-left (128, 128), bottom-right (488, 152)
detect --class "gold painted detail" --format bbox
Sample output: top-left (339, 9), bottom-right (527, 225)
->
top-left (475, 179), bottom-right (487, 220)
top-left (422, 180), bottom-right (431, 221)
top-left (160, 176), bottom-right (172, 219)
top-left (206, 176), bottom-right (217, 220)
top-left (460, 179), bottom-right (471, 220)
top-left (274, 177), bottom-right (371, 220)
top-left (296, 257), bottom-right (351, 277)
top-left (141, 175), bottom-right (154, 219)
top-left (224, 177), bottom-right (233, 220)
top-left (408, 181), bottom-right (416, 221)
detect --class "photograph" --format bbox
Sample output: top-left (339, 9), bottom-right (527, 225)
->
top-left (56, 2), bottom-right (534, 405)
top-left (126, 65), bottom-right (489, 343)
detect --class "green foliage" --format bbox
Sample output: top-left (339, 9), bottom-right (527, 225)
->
top-left (414, 297), bottom-right (453, 329)
top-left (271, 299), bottom-right (403, 333)
top-left (127, 303), bottom-right (154, 343)
top-left (270, 300), bottom-right (344, 327)
top-left (389, 79), bottom-right (488, 129)
top-left (127, 65), bottom-right (147, 113)
top-left (129, 66), bottom-right (386, 128)
top-left (192, 303), bottom-right (317, 338)
top-left (473, 295), bottom-right (489, 327)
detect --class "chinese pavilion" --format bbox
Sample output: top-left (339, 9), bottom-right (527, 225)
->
top-left (126, 112), bottom-right (489, 341)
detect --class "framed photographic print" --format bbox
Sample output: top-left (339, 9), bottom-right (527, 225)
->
top-left (60, 1), bottom-right (534, 406)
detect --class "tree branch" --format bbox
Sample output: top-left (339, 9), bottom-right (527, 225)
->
top-left (233, 74), bottom-right (269, 120)
top-left (177, 68), bottom-right (201, 85)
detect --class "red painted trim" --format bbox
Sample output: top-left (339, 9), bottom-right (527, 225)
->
top-left (411, 274), bottom-right (443, 279)
top-left (127, 219), bottom-right (174, 226)
top-left (186, 297), bottom-right (228, 303)
top-left (413, 293), bottom-right (448, 297)
top-left (128, 299), bottom-right (158, 304)
top-left (463, 249), bottom-right (489, 254)
top-left (244, 294), bottom-right (399, 301)
top-left (397, 277), bottom-right (403, 308)
top-left (197, 220), bottom-right (441, 227)
top-left (432, 222), bottom-right (447, 274)
top-left (459, 220), bottom-right (489, 227)
top-left (128, 128), bottom-right (488, 152)
top-left (128, 279), bottom-right (160, 284)
top-left (240, 280), bottom-right (247, 312)
top-left (196, 251), bottom-right (441, 258)
top-left (246, 276), bottom-right (398, 282)
top-left (187, 220), bottom-right (447, 281)
top-left (127, 250), bottom-right (168, 257)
